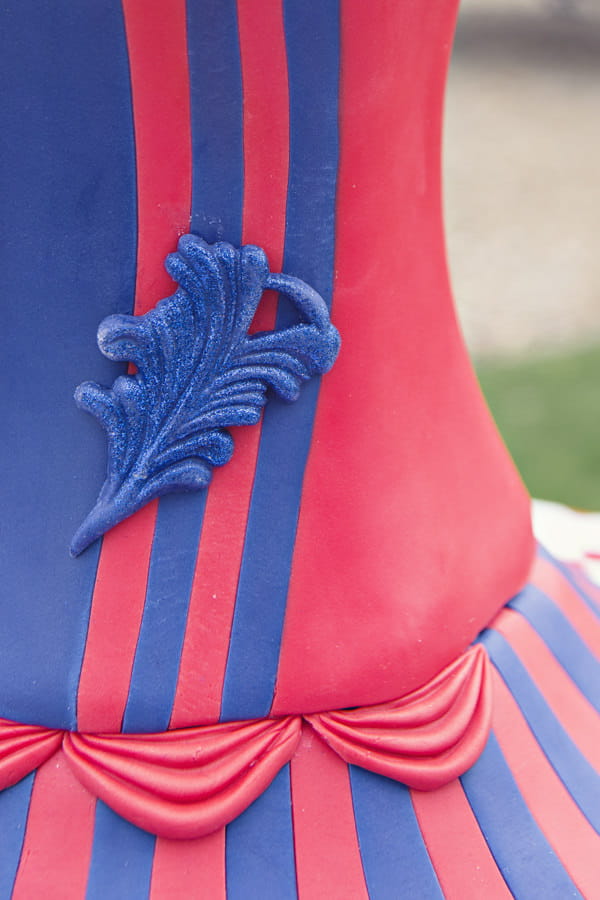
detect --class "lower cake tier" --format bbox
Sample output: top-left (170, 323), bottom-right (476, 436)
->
top-left (1, 510), bottom-right (598, 899)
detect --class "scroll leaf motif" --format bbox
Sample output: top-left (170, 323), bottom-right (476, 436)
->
top-left (71, 236), bottom-right (340, 556)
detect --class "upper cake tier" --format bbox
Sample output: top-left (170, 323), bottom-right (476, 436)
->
top-left (0, 0), bottom-right (533, 733)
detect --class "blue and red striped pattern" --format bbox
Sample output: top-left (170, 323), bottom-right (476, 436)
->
top-left (1, 0), bottom-right (534, 738)
top-left (71, 0), bottom-right (341, 735)
top-left (73, 0), bottom-right (344, 733)
top-left (5, 546), bottom-right (598, 897)
top-left (2, 0), bottom-right (599, 894)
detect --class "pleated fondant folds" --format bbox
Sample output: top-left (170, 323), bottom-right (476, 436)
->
top-left (0, 645), bottom-right (491, 839)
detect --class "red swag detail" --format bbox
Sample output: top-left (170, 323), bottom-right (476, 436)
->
top-left (0, 646), bottom-right (490, 838)
top-left (0, 720), bottom-right (62, 789)
top-left (306, 644), bottom-right (491, 791)
top-left (63, 718), bottom-right (301, 840)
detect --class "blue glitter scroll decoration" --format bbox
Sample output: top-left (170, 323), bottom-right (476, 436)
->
top-left (70, 236), bottom-right (340, 556)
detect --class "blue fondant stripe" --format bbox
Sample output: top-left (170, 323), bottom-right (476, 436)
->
top-left (225, 765), bottom-right (297, 899)
top-left (187, 0), bottom-right (244, 245)
top-left (461, 733), bottom-right (581, 899)
top-left (221, 0), bottom-right (341, 720)
top-left (122, 0), bottom-right (245, 732)
top-left (85, 801), bottom-right (156, 900)
top-left (0, 774), bottom-right (35, 897)
top-left (537, 544), bottom-right (600, 618)
top-left (482, 629), bottom-right (600, 831)
top-left (508, 585), bottom-right (600, 712)
top-left (0, 0), bottom-right (136, 730)
top-left (122, 494), bottom-right (206, 732)
top-left (349, 766), bottom-right (444, 900)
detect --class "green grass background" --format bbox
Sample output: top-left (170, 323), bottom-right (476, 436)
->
top-left (476, 345), bottom-right (600, 510)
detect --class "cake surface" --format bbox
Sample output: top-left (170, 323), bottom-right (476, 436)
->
top-left (0, 0), bottom-right (532, 734)
top-left (1, 0), bottom-right (598, 896)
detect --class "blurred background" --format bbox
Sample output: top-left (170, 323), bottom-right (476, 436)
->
top-left (444, 0), bottom-right (600, 507)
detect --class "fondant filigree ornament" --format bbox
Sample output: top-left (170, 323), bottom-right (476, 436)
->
top-left (71, 236), bottom-right (340, 556)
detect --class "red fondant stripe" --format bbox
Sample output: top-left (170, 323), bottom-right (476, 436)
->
top-left (122, 0), bottom-right (192, 315)
top-left (11, 751), bottom-right (95, 900)
top-left (77, 0), bottom-right (192, 733)
top-left (411, 780), bottom-right (511, 899)
top-left (531, 554), bottom-right (600, 656)
top-left (77, 509), bottom-right (156, 732)
top-left (290, 726), bottom-right (368, 900)
top-left (237, 0), bottom-right (289, 270)
top-left (150, 831), bottom-right (226, 899)
top-left (491, 669), bottom-right (599, 897)
top-left (170, 0), bottom-right (289, 727)
top-left (492, 607), bottom-right (600, 767)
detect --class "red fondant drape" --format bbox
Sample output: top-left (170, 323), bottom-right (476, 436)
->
top-left (64, 717), bottom-right (301, 839)
top-left (0, 721), bottom-right (63, 789)
top-left (0, 645), bottom-right (491, 838)
top-left (307, 643), bottom-right (491, 790)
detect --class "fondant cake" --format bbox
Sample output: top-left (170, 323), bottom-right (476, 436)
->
top-left (0, 0), bottom-right (598, 896)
